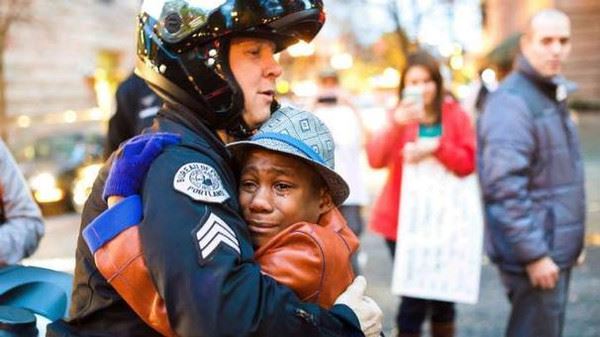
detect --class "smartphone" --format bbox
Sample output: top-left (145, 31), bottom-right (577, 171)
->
top-left (402, 86), bottom-right (424, 107)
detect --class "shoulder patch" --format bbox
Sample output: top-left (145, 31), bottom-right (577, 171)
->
top-left (193, 212), bottom-right (240, 262)
top-left (173, 162), bottom-right (230, 203)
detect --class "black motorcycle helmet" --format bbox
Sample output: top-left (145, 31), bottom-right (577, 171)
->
top-left (135, 0), bottom-right (325, 137)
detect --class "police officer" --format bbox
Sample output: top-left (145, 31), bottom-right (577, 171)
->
top-left (47, 1), bottom-right (382, 336)
top-left (104, 72), bottom-right (161, 159)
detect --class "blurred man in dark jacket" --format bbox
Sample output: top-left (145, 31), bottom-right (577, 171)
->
top-left (478, 9), bottom-right (585, 337)
top-left (104, 72), bottom-right (161, 159)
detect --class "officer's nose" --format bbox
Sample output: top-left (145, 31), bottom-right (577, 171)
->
top-left (263, 55), bottom-right (283, 79)
top-left (248, 187), bottom-right (273, 213)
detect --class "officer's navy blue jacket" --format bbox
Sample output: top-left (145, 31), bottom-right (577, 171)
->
top-left (477, 56), bottom-right (586, 273)
top-left (47, 105), bottom-right (362, 337)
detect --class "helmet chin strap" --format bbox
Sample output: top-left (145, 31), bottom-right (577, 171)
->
top-left (226, 100), bottom-right (281, 140)
top-left (226, 120), bottom-right (255, 140)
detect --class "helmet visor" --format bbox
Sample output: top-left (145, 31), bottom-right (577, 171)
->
top-left (142, 0), bottom-right (227, 43)
top-left (141, 0), bottom-right (324, 45)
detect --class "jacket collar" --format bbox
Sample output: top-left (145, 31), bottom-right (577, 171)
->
top-left (253, 206), bottom-right (357, 258)
top-left (516, 55), bottom-right (577, 102)
top-left (156, 102), bottom-right (232, 162)
top-left (317, 207), bottom-right (348, 233)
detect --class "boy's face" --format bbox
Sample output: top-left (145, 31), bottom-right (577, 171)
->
top-left (239, 148), bottom-right (332, 247)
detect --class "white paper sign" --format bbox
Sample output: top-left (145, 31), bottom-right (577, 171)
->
top-left (391, 157), bottom-right (484, 304)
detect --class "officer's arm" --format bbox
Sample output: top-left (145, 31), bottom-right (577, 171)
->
top-left (140, 151), bottom-right (363, 337)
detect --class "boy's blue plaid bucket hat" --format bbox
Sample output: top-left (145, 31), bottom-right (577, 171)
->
top-left (227, 105), bottom-right (350, 206)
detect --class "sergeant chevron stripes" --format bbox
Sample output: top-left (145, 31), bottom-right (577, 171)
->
top-left (196, 213), bottom-right (240, 259)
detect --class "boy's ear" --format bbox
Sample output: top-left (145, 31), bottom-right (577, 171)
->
top-left (318, 188), bottom-right (335, 216)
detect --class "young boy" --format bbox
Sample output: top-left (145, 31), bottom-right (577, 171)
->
top-left (83, 106), bottom-right (358, 336)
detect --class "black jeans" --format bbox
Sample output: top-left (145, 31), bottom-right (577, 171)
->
top-left (499, 268), bottom-right (571, 337)
top-left (385, 239), bottom-right (456, 333)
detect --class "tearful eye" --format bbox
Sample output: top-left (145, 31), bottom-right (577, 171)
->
top-left (274, 183), bottom-right (292, 192)
top-left (240, 180), bottom-right (258, 192)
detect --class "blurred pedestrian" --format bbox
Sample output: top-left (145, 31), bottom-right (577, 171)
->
top-left (0, 139), bottom-right (44, 266)
top-left (461, 68), bottom-right (497, 120)
top-left (312, 69), bottom-right (368, 274)
top-left (47, 1), bottom-right (383, 336)
top-left (104, 71), bottom-right (161, 159)
top-left (477, 9), bottom-right (585, 337)
top-left (366, 51), bottom-right (476, 337)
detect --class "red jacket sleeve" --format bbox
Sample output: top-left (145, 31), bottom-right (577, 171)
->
top-left (434, 101), bottom-right (476, 176)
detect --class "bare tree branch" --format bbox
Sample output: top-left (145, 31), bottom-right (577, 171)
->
top-left (0, 0), bottom-right (34, 141)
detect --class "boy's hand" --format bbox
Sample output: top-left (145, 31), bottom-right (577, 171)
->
top-left (103, 132), bottom-right (181, 200)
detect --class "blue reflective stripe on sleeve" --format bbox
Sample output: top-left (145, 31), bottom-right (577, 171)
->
top-left (82, 195), bottom-right (143, 254)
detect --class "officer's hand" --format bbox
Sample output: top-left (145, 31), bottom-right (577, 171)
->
top-left (526, 256), bottom-right (559, 289)
top-left (103, 132), bottom-right (181, 200)
top-left (334, 276), bottom-right (383, 337)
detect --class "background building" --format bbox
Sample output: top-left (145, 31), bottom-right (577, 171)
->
top-left (2, 0), bottom-right (138, 142)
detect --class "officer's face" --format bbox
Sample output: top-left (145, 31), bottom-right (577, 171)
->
top-left (521, 15), bottom-right (571, 77)
top-left (239, 148), bottom-right (333, 247)
top-left (230, 38), bottom-right (283, 130)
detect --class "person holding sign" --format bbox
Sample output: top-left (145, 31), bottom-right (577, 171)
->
top-left (366, 51), bottom-right (476, 337)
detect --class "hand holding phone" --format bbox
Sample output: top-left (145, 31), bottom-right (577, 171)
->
top-left (402, 85), bottom-right (424, 108)
top-left (393, 86), bottom-right (425, 126)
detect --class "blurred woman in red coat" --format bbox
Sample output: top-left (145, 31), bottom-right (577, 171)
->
top-left (366, 51), bottom-right (476, 337)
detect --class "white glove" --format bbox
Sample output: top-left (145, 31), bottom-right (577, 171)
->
top-left (334, 276), bottom-right (383, 337)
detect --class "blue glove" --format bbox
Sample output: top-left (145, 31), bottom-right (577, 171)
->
top-left (103, 132), bottom-right (181, 200)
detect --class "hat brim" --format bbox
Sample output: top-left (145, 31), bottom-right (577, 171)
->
top-left (228, 139), bottom-right (350, 206)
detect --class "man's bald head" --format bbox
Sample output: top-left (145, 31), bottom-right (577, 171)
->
top-left (521, 9), bottom-right (571, 77)
top-left (525, 9), bottom-right (570, 37)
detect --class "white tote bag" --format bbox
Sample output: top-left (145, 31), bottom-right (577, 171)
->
top-left (391, 155), bottom-right (484, 304)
